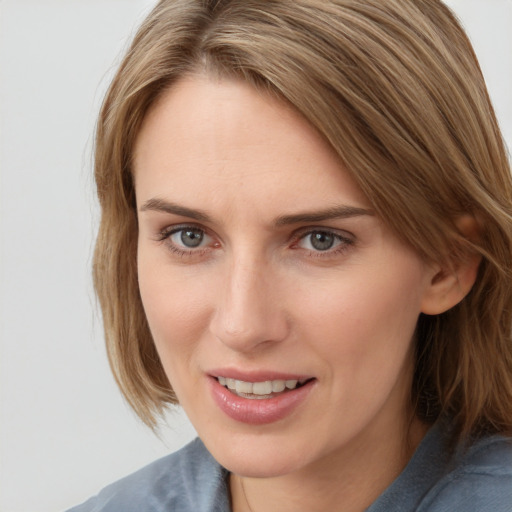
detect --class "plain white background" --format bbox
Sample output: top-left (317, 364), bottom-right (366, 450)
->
top-left (0, 1), bottom-right (511, 511)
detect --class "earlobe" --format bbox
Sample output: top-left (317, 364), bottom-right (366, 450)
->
top-left (420, 216), bottom-right (482, 316)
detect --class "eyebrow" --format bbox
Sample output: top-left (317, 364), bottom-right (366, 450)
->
top-left (139, 198), bottom-right (212, 222)
top-left (274, 205), bottom-right (374, 226)
top-left (139, 198), bottom-right (373, 225)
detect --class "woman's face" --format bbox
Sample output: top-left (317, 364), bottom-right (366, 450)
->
top-left (134, 75), bottom-right (435, 477)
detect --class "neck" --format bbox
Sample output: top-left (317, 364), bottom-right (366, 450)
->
top-left (230, 415), bottom-right (428, 512)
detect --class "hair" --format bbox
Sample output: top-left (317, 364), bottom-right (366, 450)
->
top-left (93, 0), bottom-right (512, 443)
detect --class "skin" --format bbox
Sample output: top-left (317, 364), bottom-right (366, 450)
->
top-left (134, 75), bottom-right (462, 512)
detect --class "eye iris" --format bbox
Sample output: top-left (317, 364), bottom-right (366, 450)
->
top-left (180, 229), bottom-right (203, 248)
top-left (310, 232), bottom-right (334, 251)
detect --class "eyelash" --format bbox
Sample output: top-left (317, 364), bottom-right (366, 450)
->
top-left (156, 225), bottom-right (355, 259)
top-left (291, 228), bottom-right (354, 257)
top-left (156, 224), bottom-right (215, 258)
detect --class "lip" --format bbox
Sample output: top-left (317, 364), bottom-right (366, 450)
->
top-left (208, 368), bottom-right (313, 382)
top-left (207, 372), bottom-right (316, 425)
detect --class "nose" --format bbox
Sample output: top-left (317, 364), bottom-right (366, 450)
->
top-left (209, 254), bottom-right (290, 353)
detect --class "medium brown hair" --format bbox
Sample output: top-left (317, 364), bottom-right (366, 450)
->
top-left (93, 0), bottom-right (512, 442)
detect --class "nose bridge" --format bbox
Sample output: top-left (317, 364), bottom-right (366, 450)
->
top-left (210, 247), bottom-right (288, 351)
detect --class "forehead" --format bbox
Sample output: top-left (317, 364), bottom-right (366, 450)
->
top-left (133, 74), bottom-right (370, 215)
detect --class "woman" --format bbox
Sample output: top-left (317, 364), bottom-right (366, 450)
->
top-left (69, 0), bottom-right (512, 510)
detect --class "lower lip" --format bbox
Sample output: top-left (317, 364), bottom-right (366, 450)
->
top-left (208, 377), bottom-right (315, 425)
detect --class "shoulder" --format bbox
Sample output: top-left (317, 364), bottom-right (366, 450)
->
top-left (368, 424), bottom-right (512, 512)
top-left (65, 438), bottom-right (230, 512)
top-left (419, 435), bottom-right (512, 512)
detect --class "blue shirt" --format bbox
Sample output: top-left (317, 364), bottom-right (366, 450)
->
top-left (67, 423), bottom-right (512, 511)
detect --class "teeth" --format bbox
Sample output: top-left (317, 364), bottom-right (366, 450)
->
top-left (285, 380), bottom-right (298, 389)
top-left (217, 377), bottom-right (304, 396)
top-left (271, 380), bottom-right (286, 392)
top-left (235, 380), bottom-right (253, 394)
top-left (253, 381), bottom-right (273, 395)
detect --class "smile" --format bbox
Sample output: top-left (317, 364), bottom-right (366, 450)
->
top-left (216, 376), bottom-right (309, 399)
top-left (209, 374), bottom-right (316, 424)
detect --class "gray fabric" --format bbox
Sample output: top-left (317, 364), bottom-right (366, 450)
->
top-left (67, 423), bottom-right (512, 511)
top-left (66, 438), bottom-right (230, 512)
top-left (367, 423), bottom-right (512, 512)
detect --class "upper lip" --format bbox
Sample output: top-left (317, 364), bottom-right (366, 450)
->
top-left (208, 368), bottom-right (314, 382)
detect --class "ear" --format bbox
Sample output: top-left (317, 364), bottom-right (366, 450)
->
top-left (421, 216), bottom-right (482, 316)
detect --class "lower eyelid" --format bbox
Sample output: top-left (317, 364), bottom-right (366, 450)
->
top-left (157, 226), bottom-right (222, 258)
top-left (301, 240), bottom-right (354, 259)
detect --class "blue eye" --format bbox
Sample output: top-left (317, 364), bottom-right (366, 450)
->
top-left (297, 230), bottom-right (351, 253)
top-left (171, 228), bottom-right (205, 248)
top-left (308, 232), bottom-right (336, 251)
top-left (163, 227), bottom-right (213, 251)
top-left (157, 225), bottom-right (217, 259)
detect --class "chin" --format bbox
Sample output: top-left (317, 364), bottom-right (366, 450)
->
top-left (200, 428), bottom-right (315, 478)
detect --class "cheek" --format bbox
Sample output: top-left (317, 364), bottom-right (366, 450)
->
top-left (291, 262), bottom-right (427, 375)
top-left (137, 249), bottom-right (213, 371)
top-left (138, 265), bottom-right (213, 409)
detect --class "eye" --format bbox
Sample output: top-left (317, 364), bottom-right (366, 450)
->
top-left (157, 225), bottom-right (216, 256)
top-left (170, 227), bottom-right (207, 248)
top-left (303, 231), bottom-right (337, 251)
top-left (296, 229), bottom-right (353, 253)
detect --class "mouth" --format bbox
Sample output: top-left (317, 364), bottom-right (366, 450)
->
top-left (209, 372), bottom-right (316, 424)
top-left (215, 376), bottom-right (313, 400)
